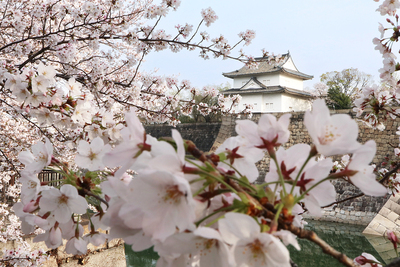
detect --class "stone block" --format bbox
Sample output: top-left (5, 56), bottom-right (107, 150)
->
top-left (365, 235), bottom-right (389, 246)
top-left (363, 227), bottom-right (382, 236)
top-left (373, 214), bottom-right (397, 229)
top-left (379, 207), bottom-right (391, 217)
top-left (391, 194), bottom-right (400, 203)
top-left (42, 257), bottom-right (58, 267)
top-left (108, 238), bottom-right (124, 248)
top-left (387, 211), bottom-right (400, 222)
top-left (387, 200), bottom-right (400, 215)
top-left (386, 249), bottom-right (398, 258)
top-left (374, 241), bottom-right (395, 253)
top-left (60, 245), bottom-right (126, 267)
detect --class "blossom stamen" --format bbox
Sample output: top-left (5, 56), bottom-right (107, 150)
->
top-left (58, 194), bottom-right (69, 204)
top-left (163, 185), bottom-right (184, 204)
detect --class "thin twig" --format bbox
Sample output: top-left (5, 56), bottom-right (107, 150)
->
top-left (0, 148), bottom-right (20, 177)
top-left (322, 162), bottom-right (400, 208)
top-left (81, 188), bottom-right (109, 209)
top-left (285, 224), bottom-right (356, 267)
top-left (322, 193), bottom-right (364, 209)
top-left (186, 143), bottom-right (356, 266)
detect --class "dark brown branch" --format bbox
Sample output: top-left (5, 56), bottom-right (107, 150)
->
top-left (284, 224), bottom-right (356, 267)
top-left (321, 193), bottom-right (364, 209)
top-left (0, 98), bottom-right (54, 145)
top-left (323, 162), bottom-right (400, 208)
top-left (379, 162), bottom-right (400, 184)
top-left (17, 46), bottom-right (51, 70)
top-left (186, 140), bottom-right (357, 266)
top-left (81, 188), bottom-right (109, 209)
top-left (0, 148), bottom-right (20, 177)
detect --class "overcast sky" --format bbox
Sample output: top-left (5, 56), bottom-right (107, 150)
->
top-left (140, 0), bottom-right (384, 90)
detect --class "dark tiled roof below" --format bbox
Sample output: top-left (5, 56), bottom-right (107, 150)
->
top-left (221, 86), bottom-right (313, 98)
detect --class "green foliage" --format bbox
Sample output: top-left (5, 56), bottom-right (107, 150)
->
top-left (178, 82), bottom-right (231, 123)
top-left (320, 68), bottom-right (373, 110)
top-left (327, 86), bottom-right (352, 110)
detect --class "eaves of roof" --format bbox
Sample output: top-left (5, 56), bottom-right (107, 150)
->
top-left (222, 54), bottom-right (289, 78)
top-left (221, 86), bottom-right (313, 98)
top-left (223, 67), bottom-right (313, 80)
top-left (282, 68), bottom-right (313, 80)
top-left (240, 77), bottom-right (266, 89)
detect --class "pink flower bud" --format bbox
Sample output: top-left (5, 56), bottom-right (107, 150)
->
top-left (355, 255), bottom-right (368, 265)
top-left (23, 200), bottom-right (37, 213)
top-left (387, 230), bottom-right (399, 250)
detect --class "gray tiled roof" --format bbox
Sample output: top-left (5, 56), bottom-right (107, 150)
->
top-left (222, 53), bottom-right (313, 80)
top-left (222, 85), bottom-right (313, 98)
top-left (240, 77), bottom-right (266, 89)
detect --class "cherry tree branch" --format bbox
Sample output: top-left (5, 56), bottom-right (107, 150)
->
top-left (322, 162), bottom-right (400, 209)
top-left (284, 224), bottom-right (356, 267)
top-left (185, 142), bottom-right (356, 267)
top-left (0, 148), bottom-right (20, 177)
top-left (0, 98), bottom-right (54, 145)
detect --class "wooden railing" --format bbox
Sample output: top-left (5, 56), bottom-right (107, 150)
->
top-left (37, 170), bottom-right (63, 186)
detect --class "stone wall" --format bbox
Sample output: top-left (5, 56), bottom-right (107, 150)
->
top-left (145, 123), bottom-right (221, 152)
top-left (364, 194), bottom-right (400, 236)
top-left (0, 224), bottom-right (126, 267)
top-left (210, 110), bottom-right (399, 225)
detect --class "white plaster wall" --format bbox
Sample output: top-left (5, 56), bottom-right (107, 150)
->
top-left (230, 93), bottom-right (283, 113)
top-left (282, 57), bottom-right (298, 71)
top-left (233, 74), bottom-right (280, 88)
top-left (281, 94), bottom-right (311, 112)
top-left (233, 77), bottom-right (250, 88)
top-left (237, 94), bottom-right (264, 112)
top-left (257, 74), bottom-right (280, 87)
top-left (280, 74), bottom-right (303, 90)
top-left (262, 93), bottom-right (282, 113)
top-left (242, 80), bottom-right (261, 90)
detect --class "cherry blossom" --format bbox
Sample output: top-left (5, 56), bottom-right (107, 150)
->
top-left (219, 212), bottom-right (291, 267)
top-left (304, 99), bottom-right (360, 156)
top-left (4, 0), bottom-right (400, 266)
top-left (216, 136), bottom-right (264, 182)
top-left (354, 253), bottom-right (382, 267)
top-left (235, 113), bottom-right (291, 153)
top-left (103, 110), bottom-right (150, 176)
top-left (129, 170), bottom-right (196, 242)
top-left (346, 141), bottom-right (387, 196)
top-left (75, 137), bottom-right (111, 171)
top-left (158, 227), bottom-right (235, 267)
top-left (39, 184), bottom-right (88, 223)
top-left (18, 137), bottom-right (53, 174)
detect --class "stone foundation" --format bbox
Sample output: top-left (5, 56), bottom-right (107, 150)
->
top-left (0, 225), bottom-right (126, 267)
top-left (303, 207), bottom-right (377, 226)
top-left (210, 111), bottom-right (397, 225)
top-left (363, 194), bottom-right (400, 236)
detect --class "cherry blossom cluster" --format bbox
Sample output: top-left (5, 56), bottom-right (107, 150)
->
top-left (1, 247), bottom-right (49, 267)
top-left (0, 0), bottom-right (263, 143)
top-left (354, 2), bottom-right (400, 119)
top-left (14, 99), bottom-right (388, 267)
top-left (352, 1), bottom-right (400, 170)
top-left (1, 0), bottom-right (398, 266)
top-left (201, 7), bottom-right (218, 27)
top-left (0, 1), bottom-right (265, 258)
top-left (238, 30), bottom-right (256, 46)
